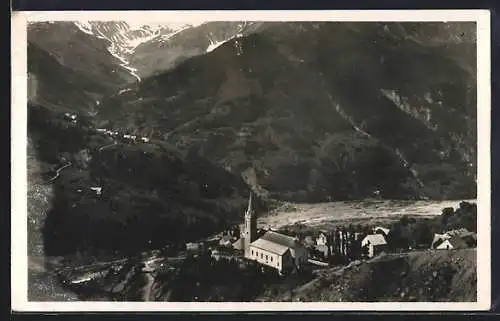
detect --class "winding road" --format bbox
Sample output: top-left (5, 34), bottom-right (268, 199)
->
top-left (141, 257), bottom-right (164, 301)
top-left (98, 141), bottom-right (119, 152)
top-left (44, 162), bottom-right (72, 184)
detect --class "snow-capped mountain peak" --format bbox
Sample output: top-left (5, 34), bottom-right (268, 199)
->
top-left (72, 21), bottom-right (262, 82)
top-left (73, 21), bottom-right (200, 81)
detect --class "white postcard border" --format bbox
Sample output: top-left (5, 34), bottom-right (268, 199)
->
top-left (11, 9), bottom-right (491, 312)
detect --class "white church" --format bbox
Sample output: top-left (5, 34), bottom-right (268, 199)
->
top-left (233, 193), bottom-right (308, 274)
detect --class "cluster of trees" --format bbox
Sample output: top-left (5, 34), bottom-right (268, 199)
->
top-left (386, 201), bottom-right (477, 251)
top-left (439, 201), bottom-right (477, 232)
top-left (322, 228), bottom-right (364, 263)
top-left (386, 217), bottom-right (433, 250)
top-left (283, 201), bottom-right (477, 264)
top-left (165, 254), bottom-right (278, 301)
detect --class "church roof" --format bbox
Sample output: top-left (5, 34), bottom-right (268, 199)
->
top-left (260, 231), bottom-right (300, 249)
top-left (249, 231), bottom-right (301, 255)
top-left (250, 238), bottom-right (290, 255)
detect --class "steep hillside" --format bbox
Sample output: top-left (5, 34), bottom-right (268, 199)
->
top-left (73, 21), bottom-right (191, 81)
top-left (97, 22), bottom-right (477, 202)
top-left (54, 247), bottom-right (476, 302)
top-left (28, 22), bottom-right (135, 98)
top-left (27, 104), bottom-right (264, 257)
top-left (27, 42), bottom-right (111, 113)
top-left (130, 21), bottom-right (265, 79)
top-left (71, 21), bottom-right (264, 80)
top-left (258, 249), bottom-right (477, 302)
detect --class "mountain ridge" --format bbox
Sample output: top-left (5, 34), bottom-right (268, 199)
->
top-left (95, 21), bottom-right (476, 202)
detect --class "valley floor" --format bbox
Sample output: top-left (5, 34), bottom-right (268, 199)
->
top-left (259, 199), bottom-right (476, 230)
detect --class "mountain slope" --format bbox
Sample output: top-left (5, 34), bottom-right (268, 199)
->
top-left (129, 21), bottom-right (265, 79)
top-left (28, 22), bottom-right (135, 96)
top-left (257, 249), bottom-right (477, 302)
top-left (97, 22), bottom-right (477, 201)
top-left (27, 104), bottom-right (262, 257)
top-left (73, 21), bottom-right (192, 81)
top-left (28, 42), bottom-right (108, 113)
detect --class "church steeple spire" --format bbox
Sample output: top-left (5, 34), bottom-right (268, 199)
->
top-left (246, 192), bottom-right (254, 217)
top-left (242, 191), bottom-right (257, 257)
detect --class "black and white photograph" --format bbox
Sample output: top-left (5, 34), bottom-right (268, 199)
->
top-left (11, 10), bottom-right (491, 311)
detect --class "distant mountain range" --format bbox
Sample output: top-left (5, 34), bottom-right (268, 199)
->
top-left (28, 21), bottom-right (477, 203)
top-left (98, 21), bottom-right (477, 201)
top-left (68, 21), bottom-right (262, 80)
top-left (25, 21), bottom-right (479, 302)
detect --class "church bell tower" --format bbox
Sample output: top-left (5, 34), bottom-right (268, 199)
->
top-left (242, 192), bottom-right (257, 257)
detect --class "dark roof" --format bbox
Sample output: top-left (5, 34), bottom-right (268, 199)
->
top-left (250, 238), bottom-right (291, 255)
top-left (445, 228), bottom-right (471, 237)
top-left (260, 231), bottom-right (299, 249)
top-left (232, 238), bottom-right (244, 250)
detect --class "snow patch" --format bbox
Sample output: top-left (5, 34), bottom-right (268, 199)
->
top-left (206, 39), bottom-right (227, 53)
top-left (205, 23), bottom-right (251, 54)
top-left (71, 276), bottom-right (92, 284)
top-left (106, 42), bottom-right (141, 81)
top-left (74, 21), bottom-right (94, 35)
top-left (73, 21), bottom-right (206, 82)
top-left (118, 88), bottom-right (132, 95)
top-left (159, 25), bottom-right (192, 41)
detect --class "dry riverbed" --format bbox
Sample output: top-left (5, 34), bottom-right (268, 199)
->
top-left (257, 199), bottom-right (476, 230)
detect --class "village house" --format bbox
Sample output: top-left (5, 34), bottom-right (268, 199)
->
top-left (219, 233), bottom-right (234, 247)
top-left (431, 228), bottom-right (476, 250)
top-left (234, 194), bottom-right (308, 274)
top-left (436, 236), bottom-right (469, 250)
top-left (373, 226), bottom-right (390, 237)
top-left (431, 233), bottom-right (449, 249)
top-left (186, 242), bottom-right (203, 252)
top-left (361, 234), bottom-right (388, 258)
top-left (63, 112), bottom-right (77, 121)
top-left (316, 232), bottom-right (328, 246)
top-left (210, 248), bottom-right (222, 261)
top-left (90, 187), bottom-right (102, 196)
top-left (314, 243), bottom-right (330, 260)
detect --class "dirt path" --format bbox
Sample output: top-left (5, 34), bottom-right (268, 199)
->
top-left (143, 273), bottom-right (155, 301)
top-left (98, 141), bottom-right (119, 152)
top-left (44, 162), bottom-right (72, 184)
